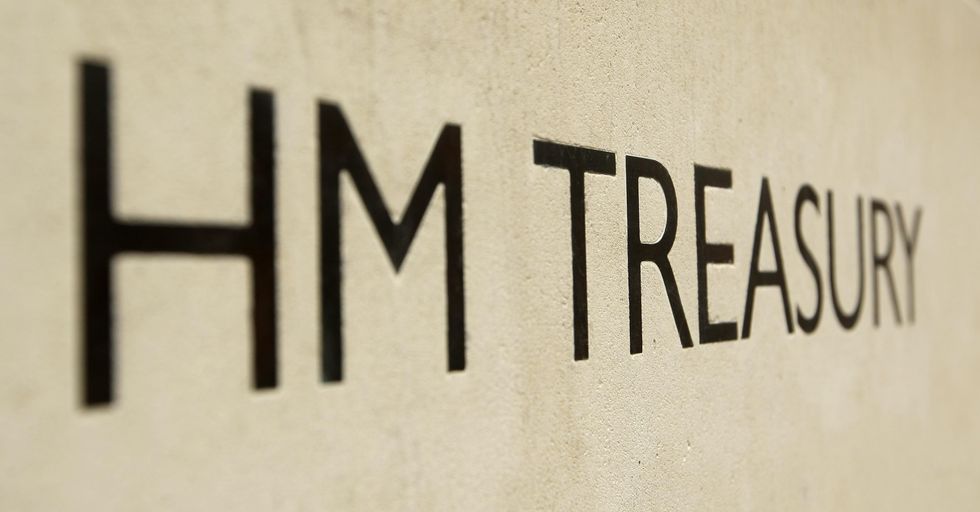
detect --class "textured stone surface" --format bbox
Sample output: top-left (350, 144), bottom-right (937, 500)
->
top-left (1, 1), bottom-right (979, 510)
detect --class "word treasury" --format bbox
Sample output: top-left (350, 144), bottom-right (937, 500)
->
top-left (79, 62), bottom-right (922, 407)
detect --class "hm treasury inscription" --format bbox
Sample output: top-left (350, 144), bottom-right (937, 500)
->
top-left (2, 1), bottom-right (980, 510)
top-left (81, 61), bottom-right (922, 406)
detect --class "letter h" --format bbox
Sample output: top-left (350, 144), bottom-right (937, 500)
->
top-left (80, 62), bottom-right (278, 406)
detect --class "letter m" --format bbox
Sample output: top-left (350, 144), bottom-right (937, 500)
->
top-left (318, 104), bottom-right (465, 382)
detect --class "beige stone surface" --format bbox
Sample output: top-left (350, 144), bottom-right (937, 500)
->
top-left (2, 0), bottom-right (980, 510)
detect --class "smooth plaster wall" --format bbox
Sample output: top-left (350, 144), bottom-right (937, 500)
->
top-left (1, 0), bottom-right (979, 510)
